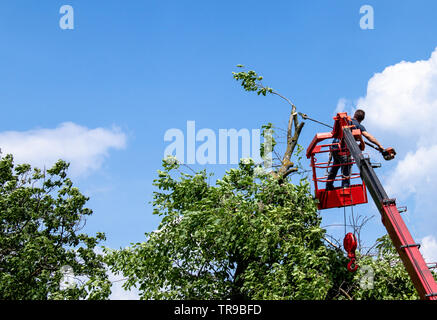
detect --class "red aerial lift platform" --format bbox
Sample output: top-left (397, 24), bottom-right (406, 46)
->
top-left (307, 112), bottom-right (437, 300)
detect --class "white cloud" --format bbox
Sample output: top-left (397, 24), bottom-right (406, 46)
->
top-left (108, 271), bottom-right (140, 300)
top-left (357, 49), bottom-right (437, 142)
top-left (0, 122), bottom-right (127, 177)
top-left (335, 97), bottom-right (354, 115)
top-left (348, 48), bottom-right (437, 200)
top-left (336, 47), bottom-right (437, 239)
top-left (385, 145), bottom-right (437, 197)
top-left (420, 235), bottom-right (437, 264)
top-left (93, 247), bottom-right (140, 300)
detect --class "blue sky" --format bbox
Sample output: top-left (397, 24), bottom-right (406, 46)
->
top-left (2, 1), bottom-right (437, 296)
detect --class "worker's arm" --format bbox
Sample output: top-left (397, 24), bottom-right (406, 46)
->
top-left (362, 131), bottom-right (384, 150)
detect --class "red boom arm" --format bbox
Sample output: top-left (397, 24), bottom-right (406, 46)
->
top-left (342, 126), bottom-right (437, 300)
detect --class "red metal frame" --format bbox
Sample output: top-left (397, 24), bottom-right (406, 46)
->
top-left (381, 201), bottom-right (437, 300)
top-left (315, 184), bottom-right (368, 210)
top-left (306, 116), bottom-right (368, 210)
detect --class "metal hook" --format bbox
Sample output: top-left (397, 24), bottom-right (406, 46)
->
top-left (344, 232), bottom-right (358, 272)
top-left (347, 258), bottom-right (358, 272)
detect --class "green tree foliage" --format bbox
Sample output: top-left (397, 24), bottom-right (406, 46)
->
top-left (0, 155), bottom-right (110, 299)
top-left (107, 158), bottom-right (421, 300)
top-left (232, 66), bottom-right (274, 96)
top-left (104, 65), bottom-right (423, 300)
top-left (104, 155), bottom-right (424, 299)
top-left (106, 157), bottom-right (352, 299)
top-left (232, 65), bottom-right (304, 178)
top-left (346, 235), bottom-right (419, 300)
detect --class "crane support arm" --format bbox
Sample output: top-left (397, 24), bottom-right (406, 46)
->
top-left (343, 127), bottom-right (437, 300)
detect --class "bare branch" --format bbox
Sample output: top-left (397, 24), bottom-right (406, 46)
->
top-left (323, 236), bottom-right (342, 251)
top-left (339, 287), bottom-right (353, 300)
top-left (232, 66), bottom-right (306, 179)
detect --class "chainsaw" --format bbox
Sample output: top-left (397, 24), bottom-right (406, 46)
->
top-left (365, 142), bottom-right (396, 161)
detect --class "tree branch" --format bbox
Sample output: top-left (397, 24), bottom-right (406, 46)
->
top-left (339, 287), bottom-right (353, 300)
top-left (232, 66), bottom-right (306, 179)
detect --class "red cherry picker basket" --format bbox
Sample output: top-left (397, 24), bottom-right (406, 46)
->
top-left (306, 129), bottom-right (368, 210)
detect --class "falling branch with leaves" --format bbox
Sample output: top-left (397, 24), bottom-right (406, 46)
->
top-left (232, 65), bottom-right (305, 179)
